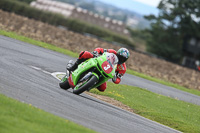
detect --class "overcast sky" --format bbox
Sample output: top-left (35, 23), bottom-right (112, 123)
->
top-left (133, 0), bottom-right (161, 7)
top-left (97, 0), bottom-right (161, 15)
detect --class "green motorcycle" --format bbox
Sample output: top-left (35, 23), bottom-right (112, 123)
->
top-left (59, 52), bottom-right (118, 95)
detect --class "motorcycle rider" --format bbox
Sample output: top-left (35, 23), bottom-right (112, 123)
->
top-left (67, 47), bottom-right (130, 92)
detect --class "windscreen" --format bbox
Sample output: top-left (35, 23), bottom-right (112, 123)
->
top-left (105, 53), bottom-right (118, 68)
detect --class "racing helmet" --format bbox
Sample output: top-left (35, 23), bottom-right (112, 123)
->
top-left (116, 48), bottom-right (130, 64)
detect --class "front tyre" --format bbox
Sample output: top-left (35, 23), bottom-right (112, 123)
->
top-left (73, 75), bottom-right (98, 95)
top-left (59, 79), bottom-right (70, 90)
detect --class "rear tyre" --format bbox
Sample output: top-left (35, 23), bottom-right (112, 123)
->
top-left (73, 75), bottom-right (98, 95)
top-left (59, 79), bottom-right (70, 90)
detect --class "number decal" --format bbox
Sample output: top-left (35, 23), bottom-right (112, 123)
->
top-left (102, 61), bottom-right (113, 74)
top-left (104, 64), bottom-right (110, 70)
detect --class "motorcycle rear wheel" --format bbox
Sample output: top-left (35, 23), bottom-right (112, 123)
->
top-left (73, 75), bottom-right (98, 95)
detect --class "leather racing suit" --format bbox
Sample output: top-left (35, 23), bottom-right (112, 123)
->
top-left (78, 48), bottom-right (127, 92)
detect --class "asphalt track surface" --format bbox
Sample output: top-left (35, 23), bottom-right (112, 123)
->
top-left (1, 35), bottom-right (198, 132)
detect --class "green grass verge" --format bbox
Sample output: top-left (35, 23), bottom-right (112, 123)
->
top-left (90, 83), bottom-right (200, 133)
top-left (1, 29), bottom-right (199, 96)
top-left (0, 30), bottom-right (78, 58)
top-left (0, 93), bottom-right (96, 133)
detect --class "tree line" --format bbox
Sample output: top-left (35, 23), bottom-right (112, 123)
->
top-left (145, 0), bottom-right (200, 63)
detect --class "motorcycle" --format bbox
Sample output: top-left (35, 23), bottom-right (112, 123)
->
top-left (59, 52), bottom-right (118, 95)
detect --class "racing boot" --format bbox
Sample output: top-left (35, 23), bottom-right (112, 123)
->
top-left (66, 59), bottom-right (85, 72)
top-left (66, 60), bottom-right (78, 72)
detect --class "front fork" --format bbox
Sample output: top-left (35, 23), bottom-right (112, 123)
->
top-left (61, 70), bottom-right (70, 82)
top-left (69, 72), bottom-right (99, 90)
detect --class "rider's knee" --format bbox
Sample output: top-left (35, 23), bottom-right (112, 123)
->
top-left (97, 82), bottom-right (107, 92)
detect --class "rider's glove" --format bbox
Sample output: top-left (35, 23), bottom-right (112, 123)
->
top-left (112, 73), bottom-right (122, 84)
top-left (91, 51), bottom-right (99, 58)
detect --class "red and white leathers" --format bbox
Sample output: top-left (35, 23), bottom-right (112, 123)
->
top-left (78, 48), bottom-right (127, 92)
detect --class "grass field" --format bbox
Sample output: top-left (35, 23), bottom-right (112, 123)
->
top-left (0, 94), bottom-right (96, 133)
top-left (90, 83), bottom-right (200, 133)
top-left (1, 29), bottom-right (200, 132)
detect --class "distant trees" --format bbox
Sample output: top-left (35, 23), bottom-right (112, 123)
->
top-left (145, 0), bottom-right (200, 62)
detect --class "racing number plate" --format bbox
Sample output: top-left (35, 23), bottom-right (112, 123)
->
top-left (101, 61), bottom-right (113, 74)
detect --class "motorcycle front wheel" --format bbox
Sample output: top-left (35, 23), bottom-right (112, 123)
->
top-left (73, 75), bottom-right (98, 95)
top-left (59, 79), bottom-right (70, 90)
